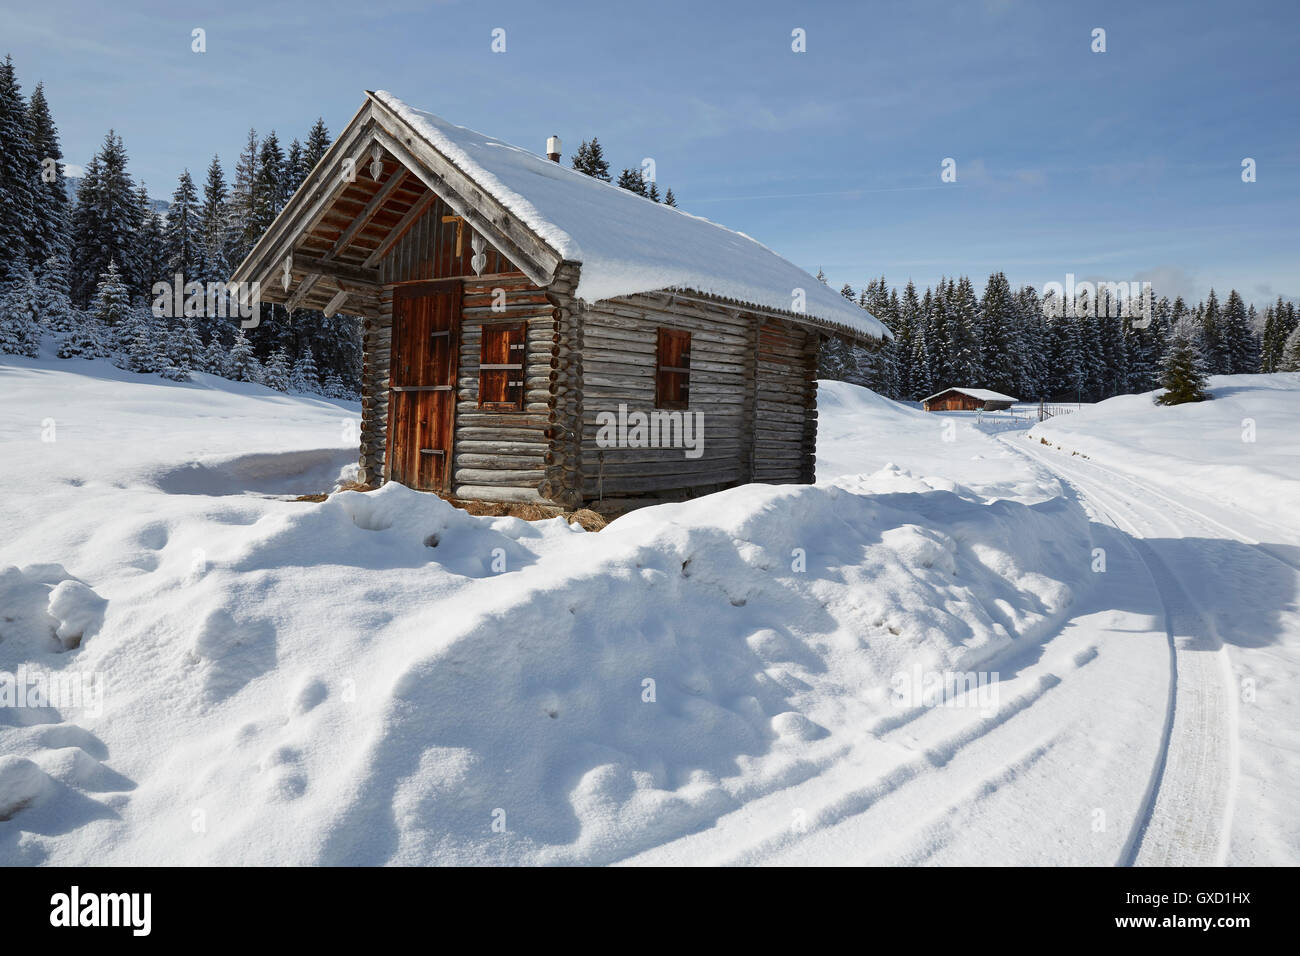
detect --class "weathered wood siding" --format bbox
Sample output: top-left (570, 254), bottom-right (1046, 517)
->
top-left (753, 320), bottom-right (818, 484)
top-left (377, 193), bottom-right (518, 284)
top-left (578, 293), bottom-right (753, 499)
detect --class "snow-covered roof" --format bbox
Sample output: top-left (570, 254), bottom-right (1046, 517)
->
top-left (373, 92), bottom-right (888, 341)
top-left (923, 387), bottom-right (1019, 404)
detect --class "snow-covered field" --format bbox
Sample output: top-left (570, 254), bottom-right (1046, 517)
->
top-left (2, 353), bottom-right (1297, 865)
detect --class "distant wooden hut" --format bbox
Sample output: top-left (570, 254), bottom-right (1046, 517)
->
top-left (231, 91), bottom-right (888, 510)
top-left (922, 387), bottom-right (1018, 412)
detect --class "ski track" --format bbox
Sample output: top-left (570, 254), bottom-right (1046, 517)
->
top-left (1009, 437), bottom-right (1239, 866)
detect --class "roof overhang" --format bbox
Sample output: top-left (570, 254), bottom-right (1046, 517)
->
top-left (229, 94), bottom-right (566, 313)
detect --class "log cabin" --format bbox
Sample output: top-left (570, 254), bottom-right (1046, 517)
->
top-left (230, 91), bottom-right (889, 510)
top-left (922, 387), bottom-right (1018, 412)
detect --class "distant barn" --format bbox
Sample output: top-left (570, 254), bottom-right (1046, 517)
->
top-left (922, 387), bottom-right (1018, 412)
top-left (231, 91), bottom-right (888, 510)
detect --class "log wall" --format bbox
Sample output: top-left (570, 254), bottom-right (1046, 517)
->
top-left (577, 292), bottom-right (756, 500)
top-left (753, 320), bottom-right (819, 484)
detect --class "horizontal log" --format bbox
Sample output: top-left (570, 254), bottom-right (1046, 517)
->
top-left (452, 484), bottom-right (547, 504)
top-left (454, 454), bottom-right (546, 469)
top-left (584, 469), bottom-right (742, 494)
top-left (454, 467), bottom-right (547, 484)
top-left (454, 440), bottom-right (548, 455)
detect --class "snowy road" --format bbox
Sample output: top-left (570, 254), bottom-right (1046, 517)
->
top-left (1007, 435), bottom-right (1300, 865)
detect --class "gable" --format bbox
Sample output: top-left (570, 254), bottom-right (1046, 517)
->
top-left (229, 97), bottom-right (563, 315)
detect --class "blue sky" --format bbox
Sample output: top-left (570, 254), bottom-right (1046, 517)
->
top-left (7, 0), bottom-right (1298, 306)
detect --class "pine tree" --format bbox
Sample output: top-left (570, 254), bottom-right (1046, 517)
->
top-left (1046, 294), bottom-right (1084, 401)
top-left (977, 271), bottom-right (1018, 395)
top-left (90, 259), bottom-right (132, 349)
top-left (1015, 285), bottom-right (1046, 400)
top-left (1157, 317), bottom-right (1212, 405)
top-left (69, 132), bottom-right (140, 304)
top-left (1072, 291), bottom-right (1104, 401)
top-left (227, 128), bottom-right (260, 264)
top-left (909, 317), bottom-right (934, 399)
top-left (290, 345), bottom-right (319, 392)
top-left (201, 335), bottom-right (228, 377)
top-left (1220, 289), bottom-right (1255, 375)
top-left (56, 308), bottom-right (101, 359)
top-left (285, 138), bottom-right (306, 194)
top-left (1200, 288), bottom-right (1226, 375)
top-left (227, 328), bottom-right (261, 382)
top-left (125, 314), bottom-right (162, 374)
top-left (26, 81), bottom-right (70, 274)
top-left (134, 183), bottom-right (166, 297)
top-left (664, 188), bottom-right (677, 207)
top-left (304, 118), bottom-right (331, 172)
top-left (1095, 288), bottom-right (1128, 398)
top-left (252, 131), bottom-right (287, 236)
top-left (646, 181), bottom-right (661, 202)
top-left (616, 168), bottom-right (648, 196)
top-left (197, 155), bottom-right (231, 326)
top-left (164, 169), bottom-right (201, 279)
top-left (1279, 322), bottom-right (1300, 372)
top-left (945, 276), bottom-right (981, 384)
top-left (166, 315), bottom-right (202, 377)
top-left (570, 138), bottom-right (611, 181)
top-left (263, 347), bottom-right (291, 391)
top-left (67, 154), bottom-right (102, 304)
top-left (0, 55), bottom-right (37, 284)
top-left (321, 370), bottom-right (345, 399)
top-left (34, 255), bottom-right (74, 332)
top-left (0, 267), bottom-right (42, 357)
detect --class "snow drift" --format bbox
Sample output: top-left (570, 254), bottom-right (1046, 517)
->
top-left (0, 355), bottom-right (1095, 864)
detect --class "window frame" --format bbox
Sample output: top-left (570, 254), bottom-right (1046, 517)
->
top-left (655, 327), bottom-right (692, 410)
top-left (477, 321), bottom-right (527, 411)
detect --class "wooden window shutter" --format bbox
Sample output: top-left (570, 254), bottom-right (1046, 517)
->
top-left (656, 327), bottom-right (691, 409)
top-left (478, 322), bottom-right (526, 410)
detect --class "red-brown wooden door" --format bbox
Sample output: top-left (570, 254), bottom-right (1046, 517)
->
top-left (386, 282), bottom-right (460, 492)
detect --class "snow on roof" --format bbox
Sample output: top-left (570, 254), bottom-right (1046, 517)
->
top-left (373, 92), bottom-right (888, 341)
top-left (923, 387), bottom-right (1019, 404)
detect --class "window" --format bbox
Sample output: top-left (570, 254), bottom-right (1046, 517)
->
top-left (655, 327), bottom-right (691, 409)
top-left (479, 322), bottom-right (526, 410)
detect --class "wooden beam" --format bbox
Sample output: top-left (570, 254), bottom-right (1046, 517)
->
top-left (323, 289), bottom-right (349, 318)
top-left (284, 273), bottom-right (322, 312)
top-left (362, 189), bottom-right (438, 268)
top-left (290, 253), bottom-right (382, 288)
top-left (325, 168), bottom-right (410, 261)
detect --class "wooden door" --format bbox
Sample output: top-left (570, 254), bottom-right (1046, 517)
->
top-left (386, 282), bottom-right (460, 492)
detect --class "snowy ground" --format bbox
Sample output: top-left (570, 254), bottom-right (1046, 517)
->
top-left (1, 353), bottom-right (1296, 865)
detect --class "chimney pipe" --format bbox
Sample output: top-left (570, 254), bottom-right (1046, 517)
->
top-left (546, 135), bottom-right (561, 163)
